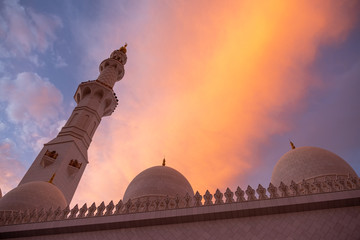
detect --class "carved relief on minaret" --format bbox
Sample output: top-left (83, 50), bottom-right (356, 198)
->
top-left (40, 150), bottom-right (58, 167)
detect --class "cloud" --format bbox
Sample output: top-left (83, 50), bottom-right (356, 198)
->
top-left (0, 0), bottom-right (62, 57)
top-left (54, 55), bottom-right (67, 68)
top-left (0, 72), bottom-right (64, 151)
top-left (0, 140), bottom-right (25, 195)
top-left (67, 1), bottom-right (359, 205)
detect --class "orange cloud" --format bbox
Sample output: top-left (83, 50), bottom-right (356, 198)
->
top-left (72, 1), bottom-right (358, 205)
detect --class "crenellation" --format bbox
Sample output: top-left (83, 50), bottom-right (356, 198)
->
top-left (69, 204), bottom-right (79, 219)
top-left (86, 203), bottom-right (96, 217)
top-left (104, 201), bottom-right (114, 216)
top-left (224, 188), bottom-right (234, 203)
top-left (235, 186), bottom-right (246, 202)
top-left (203, 190), bottom-right (213, 205)
top-left (290, 181), bottom-right (300, 196)
top-left (267, 183), bottom-right (279, 199)
top-left (114, 200), bottom-right (123, 214)
top-left (256, 184), bottom-right (268, 200)
top-left (245, 186), bottom-right (257, 201)
top-left (194, 191), bottom-right (203, 206)
top-left (214, 189), bottom-right (224, 204)
top-left (61, 206), bottom-right (70, 220)
top-left (78, 203), bottom-right (88, 218)
top-left (1, 177), bottom-right (359, 226)
top-left (279, 182), bottom-right (290, 197)
top-left (96, 202), bottom-right (105, 216)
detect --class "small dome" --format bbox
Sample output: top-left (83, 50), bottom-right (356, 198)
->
top-left (271, 146), bottom-right (358, 186)
top-left (0, 181), bottom-right (67, 211)
top-left (123, 166), bottom-right (194, 202)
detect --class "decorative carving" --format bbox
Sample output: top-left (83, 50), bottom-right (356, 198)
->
top-left (314, 179), bottom-right (324, 193)
top-left (290, 181), bottom-right (300, 196)
top-left (22, 210), bottom-right (30, 224)
top-left (154, 198), bottom-right (160, 211)
top-left (246, 186), bottom-right (257, 201)
top-left (134, 199), bottom-right (141, 212)
top-left (40, 150), bottom-right (58, 167)
top-left (279, 182), bottom-right (290, 197)
top-left (235, 186), bottom-right (246, 202)
top-left (69, 159), bottom-right (82, 169)
top-left (114, 200), bottom-right (123, 214)
top-left (301, 179), bottom-right (311, 195)
top-left (325, 176), bottom-right (335, 192)
top-left (224, 188), bottom-right (234, 203)
top-left (144, 198), bottom-right (151, 212)
top-left (267, 183), bottom-right (279, 199)
top-left (175, 195), bottom-right (180, 209)
top-left (96, 202), bottom-right (105, 216)
top-left (45, 207), bottom-right (53, 222)
top-left (256, 184), bottom-right (268, 200)
top-left (125, 199), bottom-right (132, 213)
top-left (45, 150), bottom-right (58, 159)
top-left (78, 204), bottom-right (87, 218)
top-left (61, 206), bottom-right (70, 220)
top-left (184, 192), bottom-right (191, 207)
top-left (165, 196), bottom-right (170, 210)
top-left (336, 176), bottom-right (346, 191)
top-left (69, 204), bottom-right (79, 219)
top-left (214, 189), bottom-right (224, 204)
top-left (86, 203), bottom-right (96, 217)
top-left (203, 190), bottom-right (213, 205)
top-left (348, 175), bottom-right (360, 189)
top-left (194, 191), bottom-right (202, 206)
top-left (37, 208), bottom-right (45, 222)
top-left (53, 207), bottom-right (62, 221)
top-left (105, 201), bottom-right (114, 216)
top-left (29, 209), bottom-right (38, 222)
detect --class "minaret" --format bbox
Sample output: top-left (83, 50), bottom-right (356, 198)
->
top-left (19, 45), bottom-right (128, 204)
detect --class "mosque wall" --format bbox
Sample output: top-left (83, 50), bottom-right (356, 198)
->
top-left (3, 206), bottom-right (360, 240)
top-left (1, 186), bottom-right (359, 240)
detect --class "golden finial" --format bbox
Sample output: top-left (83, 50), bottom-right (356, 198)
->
top-left (162, 157), bottom-right (166, 166)
top-left (48, 173), bottom-right (56, 184)
top-left (120, 43), bottom-right (128, 54)
top-left (289, 140), bottom-right (296, 149)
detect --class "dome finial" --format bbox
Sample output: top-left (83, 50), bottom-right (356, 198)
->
top-left (162, 157), bottom-right (166, 166)
top-left (289, 140), bottom-right (296, 149)
top-left (48, 173), bottom-right (56, 184)
top-left (120, 43), bottom-right (127, 54)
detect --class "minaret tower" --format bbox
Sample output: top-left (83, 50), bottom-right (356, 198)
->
top-left (19, 45), bottom-right (128, 204)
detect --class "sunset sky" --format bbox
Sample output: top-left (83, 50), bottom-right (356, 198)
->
top-left (0, 0), bottom-right (359, 206)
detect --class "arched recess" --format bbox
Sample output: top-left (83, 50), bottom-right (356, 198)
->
top-left (94, 89), bottom-right (104, 102)
top-left (82, 114), bottom-right (90, 130)
top-left (67, 113), bottom-right (79, 126)
top-left (82, 87), bottom-right (91, 100)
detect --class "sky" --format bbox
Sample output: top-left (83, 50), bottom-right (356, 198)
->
top-left (0, 0), bottom-right (359, 206)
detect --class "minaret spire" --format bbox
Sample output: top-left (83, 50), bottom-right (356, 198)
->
top-left (289, 140), bottom-right (296, 150)
top-left (19, 47), bottom-right (128, 204)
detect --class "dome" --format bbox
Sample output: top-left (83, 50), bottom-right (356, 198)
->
top-left (0, 181), bottom-right (67, 211)
top-left (123, 166), bottom-right (194, 202)
top-left (271, 146), bottom-right (358, 186)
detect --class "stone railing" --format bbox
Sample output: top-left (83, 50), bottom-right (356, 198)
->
top-left (1, 174), bottom-right (359, 226)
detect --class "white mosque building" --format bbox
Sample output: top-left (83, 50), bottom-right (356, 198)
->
top-left (0, 45), bottom-right (359, 240)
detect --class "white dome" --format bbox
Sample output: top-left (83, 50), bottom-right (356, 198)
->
top-left (271, 146), bottom-right (358, 186)
top-left (123, 166), bottom-right (194, 202)
top-left (0, 181), bottom-right (67, 211)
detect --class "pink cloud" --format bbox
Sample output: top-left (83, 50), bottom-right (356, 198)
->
top-left (0, 72), bottom-right (64, 151)
top-left (0, 0), bottom-right (62, 57)
top-left (66, 1), bottom-right (360, 205)
top-left (0, 140), bottom-right (25, 195)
